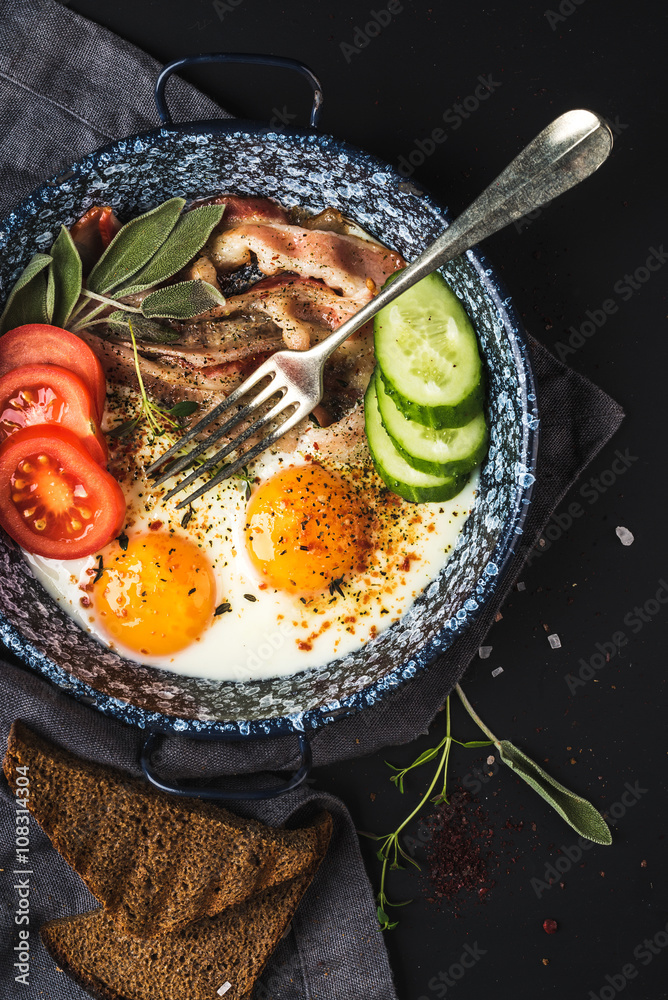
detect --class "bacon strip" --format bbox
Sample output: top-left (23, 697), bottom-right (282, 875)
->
top-left (192, 193), bottom-right (289, 228)
top-left (207, 223), bottom-right (404, 302)
top-left (196, 274), bottom-right (361, 351)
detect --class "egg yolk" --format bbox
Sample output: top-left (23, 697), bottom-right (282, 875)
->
top-left (93, 532), bottom-right (216, 656)
top-left (245, 464), bottom-right (374, 595)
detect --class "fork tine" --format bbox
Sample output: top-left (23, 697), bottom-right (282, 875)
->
top-left (175, 403), bottom-right (307, 508)
top-left (162, 395), bottom-right (300, 503)
top-left (151, 378), bottom-right (286, 487)
top-left (144, 363), bottom-right (276, 477)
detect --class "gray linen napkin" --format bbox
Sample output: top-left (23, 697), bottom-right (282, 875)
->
top-left (0, 0), bottom-right (624, 998)
top-left (0, 1), bottom-right (396, 997)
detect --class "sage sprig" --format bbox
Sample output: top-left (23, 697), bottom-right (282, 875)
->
top-left (455, 683), bottom-right (612, 845)
top-left (0, 198), bottom-right (227, 337)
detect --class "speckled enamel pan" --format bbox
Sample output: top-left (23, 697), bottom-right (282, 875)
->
top-left (0, 55), bottom-right (538, 742)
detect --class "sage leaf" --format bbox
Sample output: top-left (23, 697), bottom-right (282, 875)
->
top-left (45, 259), bottom-right (55, 323)
top-left (105, 311), bottom-right (180, 344)
top-left (50, 225), bottom-right (83, 327)
top-left (87, 197), bottom-right (185, 295)
top-left (497, 740), bottom-right (612, 845)
top-left (140, 279), bottom-right (225, 320)
top-left (118, 204), bottom-right (225, 295)
top-left (0, 253), bottom-right (52, 334)
top-left (168, 400), bottom-right (199, 418)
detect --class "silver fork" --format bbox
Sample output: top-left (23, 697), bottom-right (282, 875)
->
top-left (147, 109), bottom-right (612, 507)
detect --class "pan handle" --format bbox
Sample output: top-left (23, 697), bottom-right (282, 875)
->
top-left (139, 731), bottom-right (313, 800)
top-left (154, 53), bottom-right (323, 128)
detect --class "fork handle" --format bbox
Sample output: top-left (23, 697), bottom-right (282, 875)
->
top-left (310, 109), bottom-right (612, 364)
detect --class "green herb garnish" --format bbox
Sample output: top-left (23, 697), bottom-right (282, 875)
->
top-left (0, 200), bottom-right (227, 336)
top-left (92, 555), bottom-right (104, 583)
top-left (363, 685), bottom-right (611, 931)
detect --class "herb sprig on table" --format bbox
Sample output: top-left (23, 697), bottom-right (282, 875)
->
top-left (0, 198), bottom-right (227, 337)
top-left (364, 683), bottom-right (612, 931)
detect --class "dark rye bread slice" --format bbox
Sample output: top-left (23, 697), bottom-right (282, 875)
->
top-left (4, 720), bottom-right (329, 939)
top-left (40, 814), bottom-right (331, 1000)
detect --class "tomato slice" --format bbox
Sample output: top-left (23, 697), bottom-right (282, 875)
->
top-left (0, 363), bottom-right (107, 465)
top-left (0, 325), bottom-right (106, 421)
top-left (0, 425), bottom-right (126, 559)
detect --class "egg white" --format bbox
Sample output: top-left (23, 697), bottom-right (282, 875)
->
top-left (25, 386), bottom-right (478, 682)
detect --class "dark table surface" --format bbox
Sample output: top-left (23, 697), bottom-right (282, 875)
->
top-left (13, 1), bottom-right (668, 997)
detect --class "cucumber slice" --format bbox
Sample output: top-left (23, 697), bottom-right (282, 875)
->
top-left (374, 270), bottom-right (484, 428)
top-left (375, 369), bottom-right (488, 476)
top-left (364, 376), bottom-right (467, 503)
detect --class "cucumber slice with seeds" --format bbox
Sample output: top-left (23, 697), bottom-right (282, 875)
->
top-left (375, 368), bottom-right (488, 477)
top-left (374, 271), bottom-right (483, 428)
top-left (364, 376), bottom-right (467, 504)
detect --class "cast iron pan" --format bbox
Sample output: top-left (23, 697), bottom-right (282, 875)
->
top-left (0, 55), bottom-right (538, 798)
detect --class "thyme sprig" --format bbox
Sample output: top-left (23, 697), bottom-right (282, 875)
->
top-left (363, 698), bottom-right (492, 931)
top-left (107, 323), bottom-right (199, 445)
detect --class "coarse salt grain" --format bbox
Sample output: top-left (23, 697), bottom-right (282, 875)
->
top-left (217, 985), bottom-right (232, 996)
top-left (478, 646), bottom-right (493, 659)
top-left (516, 581), bottom-right (526, 592)
top-left (548, 633), bottom-right (561, 649)
top-left (616, 525), bottom-right (634, 546)
top-left (491, 666), bottom-right (504, 677)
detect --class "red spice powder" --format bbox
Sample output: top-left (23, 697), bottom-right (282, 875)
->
top-left (425, 790), bottom-right (496, 912)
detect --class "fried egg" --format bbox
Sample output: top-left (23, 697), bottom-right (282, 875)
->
top-left (25, 384), bottom-right (478, 682)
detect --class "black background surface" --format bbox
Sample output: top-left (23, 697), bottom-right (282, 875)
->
top-left (16, 1), bottom-right (668, 997)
